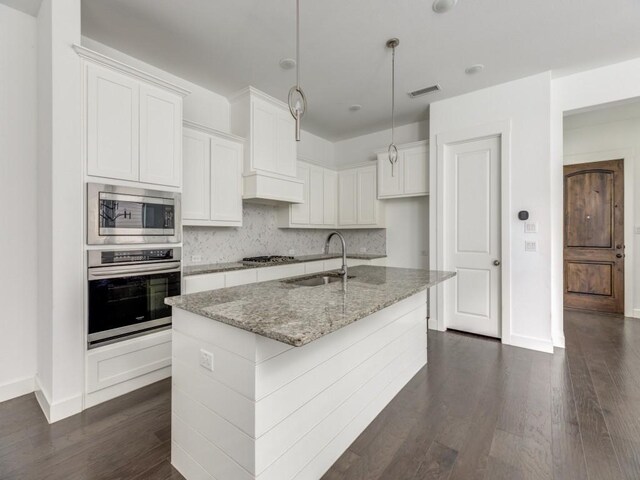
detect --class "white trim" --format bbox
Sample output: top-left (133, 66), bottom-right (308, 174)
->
top-left (563, 148), bottom-right (635, 318)
top-left (228, 86), bottom-right (287, 109)
top-left (373, 140), bottom-right (429, 155)
top-left (85, 366), bottom-right (171, 409)
top-left (0, 376), bottom-right (35, 403)
top-left (183, 120), bottom-right (246, 144)
top-left (632, 308), bottom-right (640, 318)
top-left (509, 334), bottom-right (555, 354)
top-left (432, 120), bottom-right (514, 346)
top-left (34, 375), bottom-right (83, 424)
top-left (72, 44), bottom-right (191, 97)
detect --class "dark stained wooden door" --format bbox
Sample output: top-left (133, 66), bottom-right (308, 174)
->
top-left (564, 159), bottom-right (624, 314)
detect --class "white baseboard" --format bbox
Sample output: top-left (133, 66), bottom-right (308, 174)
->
top-left (553, 334), bottom-right (565, 349)
top-left (0, 376), bottom-right (35, 403)
top-left (34, 375), bottom-right (83, 424)
top-left (632, 309), bottom-right (640, 319)
top-left (507, 334), bottom-right (554, 354)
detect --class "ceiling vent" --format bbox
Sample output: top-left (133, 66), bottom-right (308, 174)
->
top-left (408, 84), bottom-right (441, 98)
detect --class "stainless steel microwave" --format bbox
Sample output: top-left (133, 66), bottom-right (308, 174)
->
top-left (87, 183), bottom-right (181, 245)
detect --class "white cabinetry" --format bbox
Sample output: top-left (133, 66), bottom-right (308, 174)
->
top-left (229, 87), bottom-right (303, 204)
top-left (377, 141), bottom-right (428, 199)
top-left (338, 165), bottom-right (385, 227)
top-left (279, 161), bottom-right (338, 228)
top-left (182, 121), bottom-right (244, 227)
top-left (76, 46), bottom-right (189, 188)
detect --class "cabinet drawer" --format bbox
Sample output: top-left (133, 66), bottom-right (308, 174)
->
top-left (304, 261), bottom-right (326, 274)
top-left (323, 258), bottom-right (343, 271)
top-left (226, 269), bottom-right (258, 287)
top-left (257, 264), bottom-right (306, 282)
top-left (184, 272), bottom-right (226, 294)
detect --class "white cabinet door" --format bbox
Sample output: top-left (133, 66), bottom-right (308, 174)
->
top-left (225, 269), bottom-right (258, 287)
top-left (257, 264), bottom-right (305, 282)
top-left (403, 145), bottom-right (428, 195)
top-left (323, 170), bottom-right (337, 225)
top-left (251, 98), bottom-right (278, 173)
top-left (86, 63), bottom-right (139, 181)
top-left (357, 166), bottom-right (378, 225)
top-left (291, 163), bottom-right (310, 225)
top-left (139, 85), bottom-right (182, 186)
top-left (210, 137), bottom-right (243, 223)
top-left (184, 272), bottom-right (225, 294)
top-left (377, 152), bottom-right (403, 198)
top-left (309, 166), bottom-right (324, 225)
top-left (338, 169), bottom-right (358, 225)
top-left (182, 129), bottom-right (211, 221)
top-left (276, 111), bottom-right (297, 178)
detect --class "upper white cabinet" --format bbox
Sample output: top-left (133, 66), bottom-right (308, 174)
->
top-left (278, 161), bottom-right (338, 228)
top-left (229, 87), bottom-right (303, 204)
top-left (339, 165), bottom-right (385, 227)
top-left (182, 121), bottom-right (244, 227)
top-left (377, 141), bottom-right (428, 199)
top-left (76, 46), bottom-right (189, 188)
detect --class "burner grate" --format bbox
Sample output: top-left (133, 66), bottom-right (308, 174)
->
top-left (242, 256), bottom-right (295, 264)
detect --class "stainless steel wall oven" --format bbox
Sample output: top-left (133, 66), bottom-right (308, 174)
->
top-left (87, 247), bottom-right (181, 348)
top-left (87, 183), bottom-right (181, 245)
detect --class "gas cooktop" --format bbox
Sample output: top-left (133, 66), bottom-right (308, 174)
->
top-left (242, 255), bottom-right (295, 265)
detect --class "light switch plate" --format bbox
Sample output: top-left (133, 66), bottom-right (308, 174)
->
top-left (191, 254), bottom-right (202, 263)
top-left (289, 249), bottom-right (295, 255)
top-left (199, 349), bottom-right (214, 372)
top-left (360, 247), bottom-right (367, 253)
top-left (524, 222), bottom-right (538, 233)
top-left (525, 240), bottom-right (537, 252)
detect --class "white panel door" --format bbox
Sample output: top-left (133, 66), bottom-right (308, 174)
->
top-left (251, 99), bottom-right (277, 173)
top-left (86, 63), bottom-right (139, 181)
top-left (291, 163), bottom-right (310, 225)
top-left (338, 170), bottom-right (357, 225)
top-left (309, 166), bottom-right (324, 225)
top-left (139, 85), bottom-right (182, 186)
top-left (182, 129), bottom-right (210, 220)
top-left (444, 136), bottom-right (501, 338)
top-left (276, 111), bottom-right (297, 178)
top-left (211, 137), bottom-right (243, 223)
top-left (403, 145), bottom-right (428, 195)
top-left (357, 166), bottom-right (378, 225)
top-left (323, 170), bottom-right (337, 225)
top-left (378, 152), bottom-right (403, 197)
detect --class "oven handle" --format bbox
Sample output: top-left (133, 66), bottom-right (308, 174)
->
top-left (88, 262), bottom-right (181, 280)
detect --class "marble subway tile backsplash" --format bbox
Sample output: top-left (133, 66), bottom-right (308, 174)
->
top-left (183, 203), bottom-right (386, 265)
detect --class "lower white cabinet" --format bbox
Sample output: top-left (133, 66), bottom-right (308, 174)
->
top-left (85, 329), bottom-right (172, 408)
top-left (338, 165), bottom-right (385, 227)
top-left (182, 121), bottom-right (244, 227)
top-left (256, 264), bottom-right (306, 282)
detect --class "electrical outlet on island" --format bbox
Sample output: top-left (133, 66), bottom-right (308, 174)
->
top-left (191, 254), bottom-right (202, 263)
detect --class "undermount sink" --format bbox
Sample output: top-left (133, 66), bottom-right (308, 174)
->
top-left (284, 273), bottom-right (354, 287)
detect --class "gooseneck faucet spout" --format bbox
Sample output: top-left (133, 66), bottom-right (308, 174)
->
top-left (325, 231), bottom-right (348, 281)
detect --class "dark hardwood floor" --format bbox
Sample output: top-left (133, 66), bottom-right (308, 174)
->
top-left (1, 309), bottom-right (639, 479)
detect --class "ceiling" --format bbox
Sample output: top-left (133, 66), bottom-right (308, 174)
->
top-left (81, 0), bottom-right (640, 141)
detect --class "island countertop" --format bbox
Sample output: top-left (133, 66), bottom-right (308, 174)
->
top-left (165, 266), bottom-right (455, 347)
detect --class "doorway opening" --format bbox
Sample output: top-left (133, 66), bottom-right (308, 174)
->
top-left (563, 98), bottom-right (640, 316)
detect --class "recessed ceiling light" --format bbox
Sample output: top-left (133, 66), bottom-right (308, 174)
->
top-left (279, 58), bottom-right (296, 70)
top-left (432, 0), bottom-right (458, 13)
top-left (349, 104), bottom-right (362, 112)
top-left (465, 64), bottom-right (485, 75)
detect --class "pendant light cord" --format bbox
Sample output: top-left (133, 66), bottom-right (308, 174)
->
top-left (391, 44), bottom-right (395, 145)
top-left (296, 0), bottom-right (300, 89)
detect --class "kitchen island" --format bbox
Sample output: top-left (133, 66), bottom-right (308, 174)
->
top-left (165, 266), bottom-right (454, 480)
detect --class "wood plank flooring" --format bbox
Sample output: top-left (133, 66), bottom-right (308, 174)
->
top-left (1, 309), bottom-right (638, 479)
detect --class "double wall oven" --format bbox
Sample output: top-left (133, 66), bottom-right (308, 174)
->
top-left (87, 184), bottom-right (182, 348)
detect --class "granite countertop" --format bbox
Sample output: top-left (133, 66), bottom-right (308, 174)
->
top-left (182, 253), bottom-right (387, 277)
top-left (166, 266), bottom-right (455, 347)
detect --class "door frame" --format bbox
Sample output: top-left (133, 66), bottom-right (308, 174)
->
top-left (430, 120), bottom-right (512, 345)
top-left (563, 149), bottom-right (635, 317)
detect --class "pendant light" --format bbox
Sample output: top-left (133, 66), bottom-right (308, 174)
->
top-left (387, 38), bottom-right (399, 177)
top-left (288, 0), bottom-right (307, 141)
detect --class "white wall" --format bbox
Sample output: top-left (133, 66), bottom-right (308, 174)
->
top-left (551, 57), bottom-right (640, 348)
top-left (297, 130), bottom-right (335, 168)
top-left (0, 3), bottom-right (38, 402)
top-left (334, 121), bottom-right (429, 269)
top-left (430, 73), bottom-right (553, 353)
top-left (564, 110), bottom-right (640, 317)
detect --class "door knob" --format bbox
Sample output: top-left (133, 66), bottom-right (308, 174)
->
top-left (616, 253), bottom-right (624, 258)
top-left (493, 260), bottom-right (501, 266)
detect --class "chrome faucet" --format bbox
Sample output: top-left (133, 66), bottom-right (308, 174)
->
top-left (325, 231), bottom-right (348, 281)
